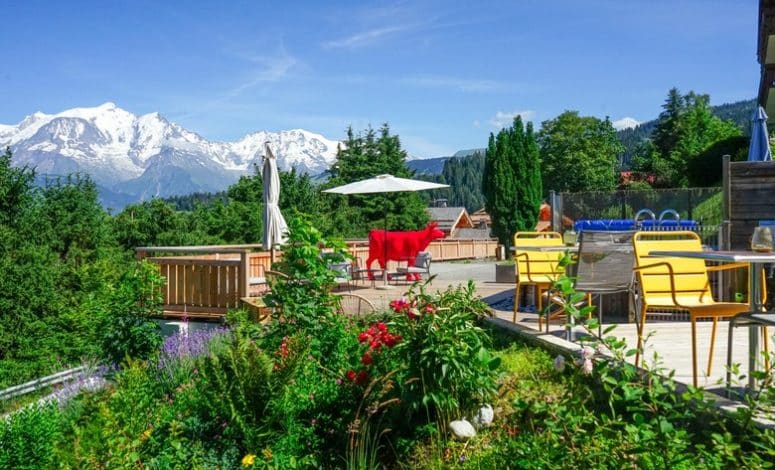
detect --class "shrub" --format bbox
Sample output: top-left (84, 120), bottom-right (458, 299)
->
top-left (100, 260), bottom-right (164, 364)
top-left (0, 403), bottom-right (63, 470)
top-left (387, 280), bottom-right (499, 424)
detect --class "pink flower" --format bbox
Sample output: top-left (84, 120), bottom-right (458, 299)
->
top-left (581, 358), bottom-right (594, 375)
top-left (553, 355), bottom-right (565, 373)
top-left (580, 346), bottom-right (595, 361)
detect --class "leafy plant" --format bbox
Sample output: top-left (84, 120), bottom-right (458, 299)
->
top-left (100, 260), bottom-right (164, 364)
top-left (388, 280), bottom-right (499, 425)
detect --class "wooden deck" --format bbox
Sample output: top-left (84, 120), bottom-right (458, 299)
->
top-left (347, 260), bottom-right (773, 392)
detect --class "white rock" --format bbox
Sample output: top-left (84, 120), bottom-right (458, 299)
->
top-left (449, 419), bottom-right (476, 440)
top-left (473, 404), bottom-right (494, 429)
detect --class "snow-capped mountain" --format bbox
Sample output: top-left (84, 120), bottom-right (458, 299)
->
top-left (612, 117), bottom-right (640, 131)
top-left (0, 102), bottom-right (340, 206)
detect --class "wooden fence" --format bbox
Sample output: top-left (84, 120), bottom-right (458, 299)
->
top-left (137, 238), bottom-right (498, 318)
top-left (723, 157), bottom-right (775, 250)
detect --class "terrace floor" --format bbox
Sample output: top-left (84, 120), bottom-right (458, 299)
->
top-left (348, 259), bottom-right (774, 392)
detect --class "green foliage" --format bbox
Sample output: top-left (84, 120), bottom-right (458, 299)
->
top-left (425, 151), bottom-right (486, 212)
top-left (327, 124), bottom-right (429, 232)
top-left (0, 403), bottom-right (63, 470)
top-left (264, 214), bottom-right (350, 334)
top-left (483, 116), bottom-right (542, 248)
top-left (388, 281), bottom-right (498, 423)
top-left (633, 88), bottom-right (742, 187)
top-left (538, 110), bottom-right (622, 193)
top-left (100, 261), bottom-right (164, 364)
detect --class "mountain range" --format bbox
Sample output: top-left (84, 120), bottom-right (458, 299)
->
top-left (0, 103), bottom-right (340, 208)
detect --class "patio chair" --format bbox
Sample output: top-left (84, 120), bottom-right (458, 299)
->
top-left (336, 293), bottom-right (376, 316)
top-left (512, 231), bottom-right (565, 323)
top-left (632, 231), bottom-right (755, 387)
top-left (545, 231), bottom-right (637, 334)
top-left (396, 251), bottom-right (432, 281)
top-left (328, 261), bottom-right (353, 291)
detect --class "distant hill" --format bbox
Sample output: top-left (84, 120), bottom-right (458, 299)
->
top-left (408, 148), bottom-right (485, 175)
top-left (617, 98), bottom-right (756, 168)
top-left (407, 157), bottom-right (450, 175)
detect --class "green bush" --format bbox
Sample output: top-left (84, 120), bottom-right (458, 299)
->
top-left (387, 280), bottom-right (499, 424)
top-left (0, 403), bottom-right (63, 470)
top-left (100, 261), bottom-right (164, 364)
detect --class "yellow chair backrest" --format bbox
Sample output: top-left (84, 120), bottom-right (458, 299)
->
top-left (514, 231), bottom-right (563, 247)
top-left (513, 232), bottom-right (564, 283)
top-left (632, 231), bottom-right (713, 304)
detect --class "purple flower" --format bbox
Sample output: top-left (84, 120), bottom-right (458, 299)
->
top-left (553, 355), bottom-right (566, 373)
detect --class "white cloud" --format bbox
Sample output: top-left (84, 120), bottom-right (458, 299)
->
top-left (472, 120), bottom-right (480, 128)
top-left (401, 75), bottom-right (503, 93)
top-left (612, 117), bottom-right (640, 130)
top-left (489, 110), bottom-right (536, 129)
top-left (322, 25), bottom-right (409, 49)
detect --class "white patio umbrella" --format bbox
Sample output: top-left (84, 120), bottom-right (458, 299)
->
top-left (263, 142), bottom-right (288, 264)
top-left (323, 174), bottom-right (449, 288)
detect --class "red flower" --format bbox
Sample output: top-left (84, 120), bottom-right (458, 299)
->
top-left (406, 307), bottom-right (420, 320)
top-left (389, 298), bottom-right (409, 313)
top-left (369, 340), bottom-right (381, 350)
top-left (383, 334), bottom-right (401, 348)
top-left (346, 370), bottom-right (357, 382)
top-left (422, 304), bottom-right (436, 314)
top-left (376, 322), bottom-right (387, 333)
top-left (361, 352), bottom-right (373, 365)
top-left (356, 370), bottom-right (369, 385)
top-left (357, 332), bottom-right (370, 343)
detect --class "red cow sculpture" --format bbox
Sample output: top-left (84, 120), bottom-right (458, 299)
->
top-left (365, 222), bottom-right (445, 281)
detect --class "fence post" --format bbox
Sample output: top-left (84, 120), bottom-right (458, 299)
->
top-left (620, 190), bottom-right (626, 219)
top-left (550, 190), bottom-right (561, 231)
top-left (239, 250), bottom-right (250, 299)
top-left (720, 154), bottom-right (731, 299)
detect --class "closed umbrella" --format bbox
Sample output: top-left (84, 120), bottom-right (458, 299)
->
top-left (324, 174), bottom-right (449, 288)
top-left (748, 106), bottom-right (772, 162)
top-left (263, 142), bottom-right (288, 264)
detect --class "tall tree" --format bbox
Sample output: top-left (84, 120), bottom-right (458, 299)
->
top-left (538, 111), bottom-right (622, 193)
top-left (327, 124), bottom-right (428, 231)
top-left (483, 116), bottom-right (541, 249)
top-left (632, 89), bottom-right (741, 187)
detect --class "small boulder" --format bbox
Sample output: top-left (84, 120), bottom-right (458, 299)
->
top-left (449, 419), bottom-right (476, 440)
top-left (473, 404), bottom-right (494, 429)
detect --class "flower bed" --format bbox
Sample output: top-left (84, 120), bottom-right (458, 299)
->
top-left (3, 220), bottom-right (775, 469)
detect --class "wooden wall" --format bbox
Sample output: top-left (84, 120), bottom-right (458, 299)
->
top-left (727, 161), bottom-right (775, 250)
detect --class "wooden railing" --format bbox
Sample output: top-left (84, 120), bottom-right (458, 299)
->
top-left (137, 238), bottom-right (498, 318)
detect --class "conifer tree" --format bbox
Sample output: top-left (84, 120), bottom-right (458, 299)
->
top-left (483, 116), bottom-right (542, 249)
top-left (327, 124), bottom-right (428, 232)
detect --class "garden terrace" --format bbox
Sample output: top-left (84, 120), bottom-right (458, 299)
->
top-left (136, 238), bottom-right (499, 318)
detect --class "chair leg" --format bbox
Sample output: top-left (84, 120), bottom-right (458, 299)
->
top-left (691, 317), bottom-right (699, 388)
top-left (635, 304), bottom-right (647, 367)
top-left (513, 283), bottom-right (521, 323)
top-left (707, 317), bottom-right (718, 378)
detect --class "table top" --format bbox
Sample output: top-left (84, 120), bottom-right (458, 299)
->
top-left (649, 250), bottom-right (775, 263)
top-left (510, 245), bottom-right (579, 252)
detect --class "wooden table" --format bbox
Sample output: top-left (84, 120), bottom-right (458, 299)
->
top-left (650, 250), bottom-right (775, 389)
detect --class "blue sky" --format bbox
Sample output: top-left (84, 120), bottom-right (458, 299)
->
top-left (0, 0), bottom-right (758, 157)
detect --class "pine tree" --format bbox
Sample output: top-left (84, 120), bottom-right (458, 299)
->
top-left (483, 116), bottom-right (542, 249)
top-left (326, 124), bottom-right (428, 231)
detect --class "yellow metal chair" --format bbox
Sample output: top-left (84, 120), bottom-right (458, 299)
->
top-left (632, 231), bottom-right (758, 387)
top-left (512, 232), bottom-right (565, 328)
